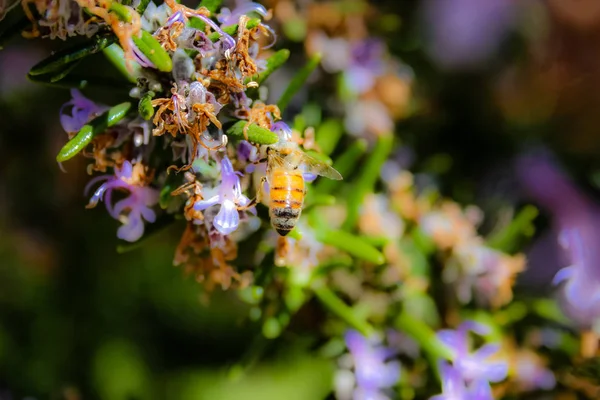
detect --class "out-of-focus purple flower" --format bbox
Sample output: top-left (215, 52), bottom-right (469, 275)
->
top-left (345, 100), bottom-right (394, 140)
top-left (60, 89), bottom-right (107, 133)
top-left (342, 330), bottom-right (400, 400)
top-left (437, 321), bottom-right (508, 385)
top-left (431, 362), bottom-right (494, 400)
top-left (422, 0), bottom-right (516, 70)
top-left (193, 156), bottom-right (254, 235)
top-left (85, 161), bottom-right (159, 242)
top-left (517, 151), bottom-right (600, 327)
top-left (513, 351), bottom-right (555, 392)
top-left (217, 0), bottom-right (269, 27)
top-left (345, 39), bottom-right (386, 94)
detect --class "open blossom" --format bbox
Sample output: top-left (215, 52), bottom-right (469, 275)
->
top-left (85, 161), bottom-right (159, 242)
top-left (193, 156), bottom-right (253, 235)
top-left (60, 89), bottom-right (107, 133)
top-left (422, 0), bottom-right (516, 69)
top-left (437, 321), bottom-right (508, 390)
top-left (517, 151), bottom-right (600, 326)
top-left (431, 362), bottom-right (494, 400)
top-left (336, 330), bottom-right (400, 400)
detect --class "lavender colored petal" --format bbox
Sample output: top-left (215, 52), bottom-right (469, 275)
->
top-left (194, 195), bottom-right (220, 211)
top-left (117, 212), bottom-right (145, 242)
top-left (213, 199), bottom-right (240, 235)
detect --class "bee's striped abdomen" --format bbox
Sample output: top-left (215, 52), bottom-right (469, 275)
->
top-left (269, 169), bottom-right (305, 236)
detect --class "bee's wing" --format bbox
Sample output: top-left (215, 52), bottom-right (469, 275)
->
top-left (267, 151), bottom-right (287, 170)
top-left (288, 151), bottom-right (343, 180)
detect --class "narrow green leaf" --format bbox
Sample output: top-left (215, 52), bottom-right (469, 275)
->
top-left (487, 205), bottom-right (539, 253)
top-left (316, 229), bottom-right (385, 265)
top-left (109, 2), bottom-right (133, 22)
top-left (49, 60), bottom-right (82, 83)
top-left (30, 33), bottom-right (116, 75)
top-left (395, 311), bottom-right (453, 361)
top-left (226, 120), bottom-right (279, 145)
top-left (315, 139), bottom-right (367, 194)
top-left (131, 30), bottom-right (173, 72)
top-left (343, 135), bottom-right (394, 230)
top-left (117, 214), bottom-right (176, 253)
top-left (57, 102), bottom-right (131, 162)
top-left (315, 119), bottom-right (343, 156)
top-left (245, 49), bottom-right (290, 85)
top-left (198, 0), bottom-right (222, 13)
top-left (304, 192), bottom-right (335, 209)
top-left (136, 0), bottom-right (151, 13)
top-left (277, 53), bottom-right (321, 112)
top-left (138, 91), bottom-right (156, 120)
top-left (313, 285), bottom-right (375, 337)
top-left (103, 43), bottom-right (141, 83)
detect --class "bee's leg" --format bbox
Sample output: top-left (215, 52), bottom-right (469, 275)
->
top-left (237, 176), bottom-right (267, 210)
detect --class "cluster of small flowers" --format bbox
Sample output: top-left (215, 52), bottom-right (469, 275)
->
top-left (47, 0), bottom-right (318, 290)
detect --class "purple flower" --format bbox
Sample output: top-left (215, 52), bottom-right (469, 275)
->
top-left (217, 0), bottom-right (269, 27)
top-left (345, 39), bottom-right (385, 94)
top-left (514, 351), bottom-right (555, 392)
top-left (517, 151), bottom-right (600, 327)
top-left (193, 156), bottom-right (254, 235)
top-left (431, 362), bottom-right (494, 400)
top-left (437, 321), bottom-right (508, 385)
top-left (60, 89), bottom-right (107, 133)
top-left (344, 330), bottom-right (400, 400)
top-left (85, 161), bottom-right (159, 242)
top-left (422, 0), bottom-right (516, 69)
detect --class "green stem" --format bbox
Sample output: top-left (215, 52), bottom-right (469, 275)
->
top-left (342, 135), bottom-right (393, 230)
top-left (277, 53), bottom-right (321, 112)
top-left (395, 312), bottom-right (453, 361)
top-left (226, 121), bottom-right (279, 145)
top-left (313, 285), bottom-right (375, 337)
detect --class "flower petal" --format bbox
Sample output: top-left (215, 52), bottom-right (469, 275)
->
top-left (213, 199), bottom-right (240, 235)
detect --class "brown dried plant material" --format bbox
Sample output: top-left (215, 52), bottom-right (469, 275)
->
top-left (174, 223), bottom-right (253, 291)
top-left (171, 172), bottom-right (205, 222)
top-left (244, 102), bottom-right (281, 140)
top-left (155, 20), bottom-right (184, 51)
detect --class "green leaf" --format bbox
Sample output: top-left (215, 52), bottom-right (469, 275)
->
top-left (136, 0), bottom-right (152, 13)
top-left (316, 229), bottom-right (385, 265)
top-left (131, 30), bottom-right (173, 72)
top-left (487, 205), bottom-right (539, 253)
top-left (198, 0), bottom-right (222, 13)
top-left (109, 2), bottom-right (133, 22)
top-left (30, 33), bottom-right (117, 76)
top-left (226, 120), bottom-right (279, 145)
top-left (315, 119), bottom-right (343, 156)
top-left (342, 135), bottom-right (394, 230)
top-left (313, 285), bottom-right (375, 337)
top-left (315, 139), bottom-right (367, 194)
top-left (138, 91), bottom-right (156, 120)
top-left (395, 311), bottom-right (454, 364)
top-left (103, 43), bottom-right (142, 83)
top-left (245, 49), bottom-right (290, 85)
top-left (56, 102), bottom-right (131, 162)
top-left (277, 53), bottom-right (321, 112)
top-left (116, 214), bottom-right (176, 254)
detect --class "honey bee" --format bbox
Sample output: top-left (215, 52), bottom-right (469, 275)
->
top-left (263, 140), bottom-right (342, 236)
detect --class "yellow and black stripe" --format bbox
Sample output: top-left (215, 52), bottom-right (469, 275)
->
top-left (269, 169), bottom-right (305, 236)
